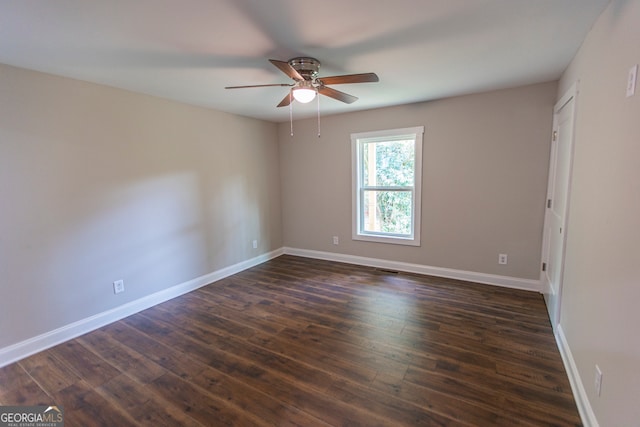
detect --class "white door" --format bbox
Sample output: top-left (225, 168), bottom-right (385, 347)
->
top-left (542, 83), bottom-right (577, 328)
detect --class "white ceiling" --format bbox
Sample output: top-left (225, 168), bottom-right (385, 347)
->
top-left (0, 0), bottom-right (609, 122)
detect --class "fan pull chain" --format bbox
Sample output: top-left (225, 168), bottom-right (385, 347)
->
top-left (317, 92), bottom-right (321, 138)
top-left (289, 90), bottom-right (294, 137)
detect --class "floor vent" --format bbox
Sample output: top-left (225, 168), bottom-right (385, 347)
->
top-left (375, 268), bottom-right (400, 274)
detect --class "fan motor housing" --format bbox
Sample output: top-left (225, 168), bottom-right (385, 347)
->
top-left (289, 57), bottom-right (320, 80)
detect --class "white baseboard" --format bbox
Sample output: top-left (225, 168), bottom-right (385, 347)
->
top-left (555, 325), bottom-right (599, 427)
top-left (0, 248), bottom-right (284, 368)
top-left (283, 247), bottom-right (541, 292)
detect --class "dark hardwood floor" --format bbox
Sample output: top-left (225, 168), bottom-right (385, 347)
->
top-left (0, 255), bottom-right (581, 426)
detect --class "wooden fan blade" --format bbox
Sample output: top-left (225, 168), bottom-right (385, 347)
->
top-left (317, 73), bottom-right (379, 85)
top-left (225, 83), bottom-right (292, 89)
top-left (276, 91), bottom-right (293, 107)
top-left (318, 86), bottom-right (358, 104)
top-left (269, 59), bottom-right (304, 81)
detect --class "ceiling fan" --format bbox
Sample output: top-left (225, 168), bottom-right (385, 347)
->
top-left (225, 57), bottom-right (379, 107)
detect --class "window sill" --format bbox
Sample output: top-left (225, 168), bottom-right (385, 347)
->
top-left (352, 233), bottom-right (420, 247)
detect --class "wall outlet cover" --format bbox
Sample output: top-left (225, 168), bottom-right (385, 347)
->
top-left (595, 364), bottom-right (603, 396)
top-left (627, 64), bottom-right (638, 97)
top-left (113, 280), bottom-right (125, 294)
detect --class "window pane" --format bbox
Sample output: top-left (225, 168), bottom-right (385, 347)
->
top-left (363, 139), bottom-right (414, 187)
top-left (363, 190), bottom-right (412, 235)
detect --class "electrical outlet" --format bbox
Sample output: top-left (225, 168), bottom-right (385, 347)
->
top-left (498, 254), bottom-right (508, 265)
top-left (113, 280), bottom-right (125, 294)
top-left (333, 236), bottom-right (339, 245)
top-left (252, 239), bottom-right (258, 249)
top-left (595, 365), bottom-right (603, 397)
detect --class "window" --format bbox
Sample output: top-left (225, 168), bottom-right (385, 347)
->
top-left (351, 126), bottom-right (424, 246)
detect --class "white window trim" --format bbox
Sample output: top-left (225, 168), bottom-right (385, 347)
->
top-left (351, 126), bottom-right (424, 246)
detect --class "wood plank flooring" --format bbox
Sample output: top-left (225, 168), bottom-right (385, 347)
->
top-left (0, 255), bottom-right (581, 426)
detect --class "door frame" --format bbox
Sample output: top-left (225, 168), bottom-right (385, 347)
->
top-left (541, 81), bottom-right (578, 329)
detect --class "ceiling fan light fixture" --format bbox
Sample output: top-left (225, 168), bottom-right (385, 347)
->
top-left (293, 88), bottom-right (316, 103)
top-left (292, 82), bottom-right (317, 103)
top-left (226, 57), bottom-right (379, 110)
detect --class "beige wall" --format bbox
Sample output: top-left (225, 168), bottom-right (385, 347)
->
top-left (0, 64), bottom-right (282, 349)
top-left (557, 0), bottom-right (640, 425)
top-left (279, 82), bottom-right (557, 280)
